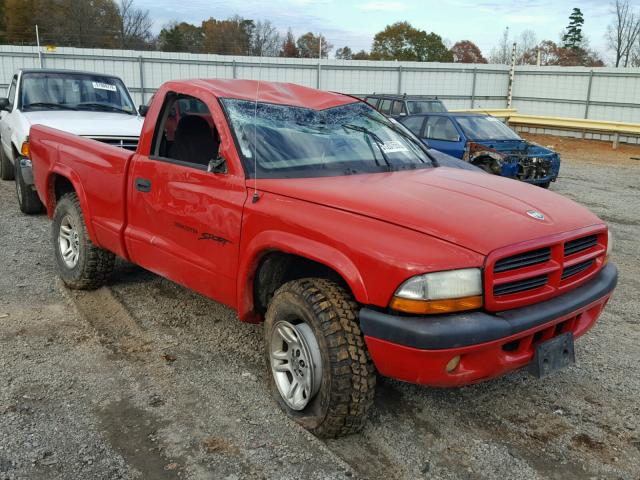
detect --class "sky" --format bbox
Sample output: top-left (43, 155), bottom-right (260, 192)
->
top-left (134, 0), bottom-right (618, 61)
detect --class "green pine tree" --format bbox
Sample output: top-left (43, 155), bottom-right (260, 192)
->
top-left (562, 7), bottom-right (584, 50)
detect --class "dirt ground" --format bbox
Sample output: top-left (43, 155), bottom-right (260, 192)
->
top-left (0, 136), bottom-right (639, 480)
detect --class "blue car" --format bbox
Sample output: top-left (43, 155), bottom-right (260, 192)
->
top-left (398, 112), bottom-right (561, 187)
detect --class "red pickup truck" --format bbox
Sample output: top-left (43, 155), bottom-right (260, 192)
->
top-left (28, 79), bottom-right (617, 438)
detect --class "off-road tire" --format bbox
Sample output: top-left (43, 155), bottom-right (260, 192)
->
top-left (0, 144), bottom-right (14, 181)
top-left (52, 192), bottom-right (115, 289)
top-left (264, 278), bottom-right (376, 438)
top-left (15, 158), bottom-right (44, 214)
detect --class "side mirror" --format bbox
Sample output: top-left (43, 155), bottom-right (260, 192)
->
top-left (0, 98), bottom-right (10, 112)
top-left (207, 154), bottom-right (227, 174)
top-left (138, 104), bottom-right (149, 117)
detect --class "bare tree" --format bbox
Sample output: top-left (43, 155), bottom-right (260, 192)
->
top-left (489, 27), bottom-right (510, 64)
top-left (251, 20), bottom-right (281, 56)
top-left (606, 0), bottom-right (640, 67)
top-left (632, 40), bottom-right (640, 66)
top-left (516, 30), bottom-right (538, 64)
top-left (118, 0), bottom-right (153, 49)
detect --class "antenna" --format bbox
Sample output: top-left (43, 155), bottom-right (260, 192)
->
top-left (252, 54), bottom-right (262, 203)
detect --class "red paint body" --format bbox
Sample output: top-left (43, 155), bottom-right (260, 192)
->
top-left (28, 79), bottom-right (614, 387)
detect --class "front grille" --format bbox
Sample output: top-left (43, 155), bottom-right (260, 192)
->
top-left (494, 274), bottom-right (548, 296)
top-left (561, 259), bottom-right (594, 280)
top-left (494, 247), bottom-right (551, 273)
top-left (564, 235), bottom-right (597, 256)
top-left (485, 230), bottom-right (607, 311)
top-left (90, 137), bottom-right (139, 151)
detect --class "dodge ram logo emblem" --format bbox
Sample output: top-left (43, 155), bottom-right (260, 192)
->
top-left (526, 210), bottom-right (545, 220)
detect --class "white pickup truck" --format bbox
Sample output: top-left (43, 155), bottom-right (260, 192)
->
top-left (0, 69), bottom-right (143, 213)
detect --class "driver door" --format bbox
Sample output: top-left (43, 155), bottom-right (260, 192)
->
top-left (125, 89), bottom-right (247, 307)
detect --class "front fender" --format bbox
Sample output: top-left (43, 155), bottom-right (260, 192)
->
top-left (10, 112), bottom-right (30, 157)
top-left (236, 230), bottom-right (368, 323)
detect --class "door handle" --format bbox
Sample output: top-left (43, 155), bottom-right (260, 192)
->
top-left (135, 177), bottom-right (151, 192)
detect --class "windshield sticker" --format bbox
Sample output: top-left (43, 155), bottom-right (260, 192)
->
top-left (485, 116), bottom-right (500, 122)
top-left (380, 141), bottom-right (409, 153)
top-left (92, 81), bottom-right (117, 92)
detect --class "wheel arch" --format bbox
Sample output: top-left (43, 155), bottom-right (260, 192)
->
top-left (45, 168), bottom-right (98, 244)
top-left (237, 231), bottom-right (368, 324)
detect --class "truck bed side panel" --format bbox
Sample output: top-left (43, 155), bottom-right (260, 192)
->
top-left (30, 125), bottom-right (134, 259)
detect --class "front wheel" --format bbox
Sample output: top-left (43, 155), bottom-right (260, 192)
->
top-left (538, 181), bottom-right (551, 189)
top-left (264, 278), bottom-right (376, 438)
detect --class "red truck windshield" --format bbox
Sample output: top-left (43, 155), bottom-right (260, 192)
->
top-left (221, 99), bottom-right (433, 178)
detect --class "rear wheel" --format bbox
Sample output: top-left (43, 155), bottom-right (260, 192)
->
top-left (15, 158), bottom-right (44, 214)
top-left (264, 278), bottom-right (376, 438)
top-left (52, 192), bottom-right (115, 289)
top-left (0, 144), bottom-right (14, 181)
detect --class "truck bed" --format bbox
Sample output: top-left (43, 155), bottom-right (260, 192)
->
top-left (30, 124), bottom-right (135, 259)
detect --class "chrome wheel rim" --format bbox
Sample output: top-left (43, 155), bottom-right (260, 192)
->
top-left (58, 215), bottom-right (80, 268)
top-left (270, 320), bottom-right (322, 411)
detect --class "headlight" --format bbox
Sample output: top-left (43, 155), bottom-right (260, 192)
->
top-left (390, 268), bottom-right (483, 314)
top-left (606, 230), bottom-right (613, 258)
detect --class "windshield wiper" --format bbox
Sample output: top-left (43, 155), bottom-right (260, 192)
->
top-left (23, 102), bottom-right (77, 110)
top-left (342, 123), bottom-right (393, 170)
top-left (76, 102), bottom-right (133, 115)
top-left (363, 113), bottom-right (439, 167)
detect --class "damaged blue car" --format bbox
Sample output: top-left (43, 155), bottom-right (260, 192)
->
top-left (398, 112), bottom-right (561, 187)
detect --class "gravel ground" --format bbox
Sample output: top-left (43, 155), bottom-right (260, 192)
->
top-left (0, 137), bottom-right (639, 480)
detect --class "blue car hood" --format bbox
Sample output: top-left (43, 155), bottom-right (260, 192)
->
top-left (473, 139), bottom-right (528, 153)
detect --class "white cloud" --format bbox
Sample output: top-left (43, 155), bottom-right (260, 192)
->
top-left (359, 2), bottom-right (407, 11)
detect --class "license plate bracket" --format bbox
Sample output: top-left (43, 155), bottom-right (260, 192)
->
top-left (528, 332), bottom-right (575, 378)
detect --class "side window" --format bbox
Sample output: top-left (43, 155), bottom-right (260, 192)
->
top-left (378, 99), bottom-right (392, 114)
top-left (423, 116), bottom-right (460, 142)
top-left (365, 97), bottom-right (379, 108)
top-left (7, 76), bottom-right (17, 108)
top-left (400, 116), bottom-right (425, 136)
top-left (151, 93), bottom-right (220, 168)
top-left (391, 101), bottom-right (405, 116)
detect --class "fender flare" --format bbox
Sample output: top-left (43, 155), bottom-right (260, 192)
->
top-left (46, 164), bottom-right (99, 245)
top-left (236, 230), bottom-right (369, 323)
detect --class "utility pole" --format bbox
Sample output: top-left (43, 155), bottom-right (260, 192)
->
top-left (318, 34), bottom-right (322, 59)
top-left (35, 25), bottom-right (43, 68)
top-left (507, 42), bottom-right (517, 108)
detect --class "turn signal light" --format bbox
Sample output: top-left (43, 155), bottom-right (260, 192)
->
top-left (21, 141), bottom-right (30, 158)
top-left (389, 295), bottom-right (483, 314)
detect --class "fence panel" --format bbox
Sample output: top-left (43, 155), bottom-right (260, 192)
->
top-left (1, 45), bottom-right (639, 124)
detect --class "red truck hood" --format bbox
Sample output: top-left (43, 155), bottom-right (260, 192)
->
top-left (256, 167), bottom-right (603, 255)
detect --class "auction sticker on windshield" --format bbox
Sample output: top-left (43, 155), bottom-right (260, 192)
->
top-left (92, 82), bottom-right (117, 92)
top-left (380, 141), bottom-right (409, 153)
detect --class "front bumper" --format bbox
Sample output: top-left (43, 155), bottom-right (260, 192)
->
top-left (360, 263), bottom-right (617, 387)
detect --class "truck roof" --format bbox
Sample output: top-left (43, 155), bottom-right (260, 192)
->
top-left (17, 68), bottom-right (124, 80)
top-left (166, 79), bottom-right (357, 110)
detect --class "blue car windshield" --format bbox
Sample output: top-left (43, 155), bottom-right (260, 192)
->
top-left (222, 99), bottom-right (433, 178)
top-left (456, 116), bottom-right (521, 141)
